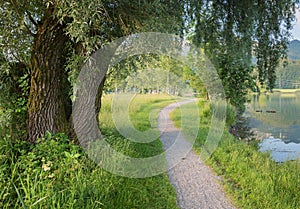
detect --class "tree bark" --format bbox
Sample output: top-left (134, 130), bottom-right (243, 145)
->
top-left (95, 76), bottom-right (106, 125)
top-left (27, 7), bottom-right (72, 143)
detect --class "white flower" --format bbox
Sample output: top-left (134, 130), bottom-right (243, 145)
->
top-left (42, 161), bottom-right (52, 171)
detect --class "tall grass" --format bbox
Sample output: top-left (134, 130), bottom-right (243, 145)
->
top-left (210, 134), bottom-right (300, 209)
top-left (0, 94), bottom-right (179, 209)
top-left (100, 94), bottom-right (180, 158)
top-left (171, 99), bottom-right (300, 209)
top-left (170, 100), bottom-right (236, 151)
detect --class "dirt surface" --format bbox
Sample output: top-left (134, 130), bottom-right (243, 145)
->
top-left (158, 99), bottom-right (236, 209)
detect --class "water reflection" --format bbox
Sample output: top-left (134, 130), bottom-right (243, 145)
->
top-left (247, 92), bottom-right (300, 162)
top-left (259, 138), bottom-right (300, 162)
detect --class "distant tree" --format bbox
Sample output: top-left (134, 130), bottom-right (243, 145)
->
top-left (183, 66), bottom-right (206, 97)
top-left (111, 55), bottom-right (188, 95)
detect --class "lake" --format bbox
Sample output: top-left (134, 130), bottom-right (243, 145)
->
top-left (246, 92), bottom-right (300, 162)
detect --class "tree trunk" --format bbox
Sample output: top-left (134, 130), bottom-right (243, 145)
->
top-left (27, 7), bottom-right (72, 143)
top-left (95, 76), bottom-right (106, 125)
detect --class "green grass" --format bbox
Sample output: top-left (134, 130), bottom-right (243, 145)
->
top-left (0, 94), bottom-right (179, 209)
top-left (100, 94), bottom-right (181, 158)
top-left (169, 99), bottom-right (206, 149)
top-left (210, 136), bottom-right (300, 209)
top-left (170, 99), bottom-right (300, 209)
top-left (271, 88), bottom-right (300, 93)
top-left (7, 93), bottom-right (300, 209)
top-left (170, 100), bottom-right (235, 152)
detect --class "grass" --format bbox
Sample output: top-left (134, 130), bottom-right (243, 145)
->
top-left (170, 99), bottom-right (300, 209)
top-left (210, 136), bottom-right (300, 209)
top-left (0, 94), bottom-right (179, 209)
top-left (100, 94), bottom-right (181, 158)
top-left (272, 89), bottom-right (300, 93)
top-left (169, 99), bottom-right (207, 150)
top-left (170, 100), bottom-right (235, 153)
top-left (5, 93), bottom-right (299, 209)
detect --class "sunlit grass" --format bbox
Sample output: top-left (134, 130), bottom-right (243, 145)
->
top-left (100, 93), bottom-right (179, 131)
top-left (99, 93), bottom-right (181, 158)
top-left (210, 135), bottom-right (300, 209)
top-left (171, 99), bottom-right (300, 209)
top-left (272, 88), bottom-right (300, 93)
top-left (0, 94), bottom-right (179, 209)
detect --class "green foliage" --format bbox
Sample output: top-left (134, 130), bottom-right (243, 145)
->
top-left (183, 66), bottom-right (206, 96)
top-left (0, 95), bottom-right (180, 208)
top-left (0, 59), bottom-right (29, 139)
top-left (105, 54), bottom-right (191, 96)
top-left (190, 0), bottom-right (299, 108)
top-left (217, 54), bottom-right (256, 109)
top-left (1, 0), bottom-right (298, 141)
top-left (0, 0), bottom-right (187, 142)
top-left (254, 0), bottom-right (298, 89)
top-left (123, 56), bottom-right (188, 95)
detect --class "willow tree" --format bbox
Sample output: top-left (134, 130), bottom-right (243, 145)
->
top-left (0, 0), bottom-right (185, 142)
top-left (189, 0), bottom-right (299, 109)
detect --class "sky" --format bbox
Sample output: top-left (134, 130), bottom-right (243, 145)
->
top-left (291, 9), bottom-right (300, 40)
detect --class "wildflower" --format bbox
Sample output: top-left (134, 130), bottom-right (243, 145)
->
top-left (48, 173), bottom-right (55, 178)
top-left (42, 161), bottom-right (52, 171)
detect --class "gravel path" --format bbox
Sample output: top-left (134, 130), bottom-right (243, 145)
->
top-left (158, 99), bottom-right (236, 209)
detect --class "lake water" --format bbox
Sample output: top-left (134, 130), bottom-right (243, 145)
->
top-left (246, 92), bottom-right (300, 162)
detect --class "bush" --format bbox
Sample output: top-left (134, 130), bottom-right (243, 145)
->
top-left (200, 101), bottom-right (236, 125)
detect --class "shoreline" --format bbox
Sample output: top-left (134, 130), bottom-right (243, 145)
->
top-left (252, 89), bottom-right (300, 94)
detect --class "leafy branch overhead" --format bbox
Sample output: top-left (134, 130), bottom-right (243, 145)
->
top-left (0, 0), bottom-right (299, 142)
top-left (191, 0), bottom-right (299, 108)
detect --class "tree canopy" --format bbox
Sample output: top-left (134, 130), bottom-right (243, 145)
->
top-left (0, 0), bottom-right (299, 142)
top-left (190, 0), bottom-right (299, 107)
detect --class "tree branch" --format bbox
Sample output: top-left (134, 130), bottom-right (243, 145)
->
top-left (26, 10), bottom-right (38, 27)
top-left (24, 22), bottom-right (36, 37)
top-left (10, 0), bottom-right (36, 37)
top-left (10, 0), bottom-right (23, 17)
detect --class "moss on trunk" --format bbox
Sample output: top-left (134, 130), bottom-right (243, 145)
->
top-left (27, 7), bottom-right (72, 142)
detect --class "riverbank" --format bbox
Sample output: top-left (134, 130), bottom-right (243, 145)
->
top-left (209, 136), bottom-right (300, 209)
top-left (272, 88), bottom-right (300, 93)
top-left (171, 99), bottom-right (300, 209)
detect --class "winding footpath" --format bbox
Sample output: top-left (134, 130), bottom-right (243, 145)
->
top-left (158, 99), bottom-right (236, 209)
